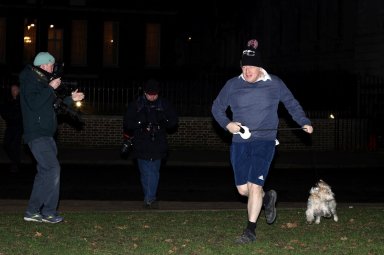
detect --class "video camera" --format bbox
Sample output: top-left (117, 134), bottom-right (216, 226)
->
top-left (50, 63), bottom-right (78, 96)
top-left (120, 133), bottom-right (134, 159)
top-left (49, 63), bottom-right (83, 124)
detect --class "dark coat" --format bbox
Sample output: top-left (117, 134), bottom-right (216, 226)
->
top-left (0, 95), bottom-right (23, 129)
top-left (123, 95), bottom-right (178, 160)
top-left (19, 65), bottom-right (72, 143)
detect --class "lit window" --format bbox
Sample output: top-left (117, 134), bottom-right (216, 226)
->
top-left (23, 18), bottom-right (37, 64)
top-left (71, 20), bottom-right (88, 66)
top-left (48, 25), bottom-right (63, 62)
top-left (145, 23), bottom-right (161, 67)
top-left (103, 21), bottom-right (119, 67)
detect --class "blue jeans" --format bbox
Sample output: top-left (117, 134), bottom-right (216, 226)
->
top-left (26, 136), bottom-right (61, 216)
top-left (137, 158), bottom-right (161, 203)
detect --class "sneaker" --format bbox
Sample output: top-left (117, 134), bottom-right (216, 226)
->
top-left (42, 214), bottom-right (64, 224)
top-left (24, 212), bottom-right (43, 223)
top-left (235, 229), bottom-right (256, 244)
top-left (143, 200), bottom-right (159, 209)
top-left (264, 189), bottom-right (277, 224)
top-left (149, 200), bottom-right (159, 209)
top-left (143, 203), bottom-right (151, 209)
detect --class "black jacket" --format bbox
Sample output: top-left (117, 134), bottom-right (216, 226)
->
top-left (19, 64), bottom-right (73, 143)
top-left (123, 95), bottom-right (178, 160)
top-left (0, 95), bottom-right (23, 129)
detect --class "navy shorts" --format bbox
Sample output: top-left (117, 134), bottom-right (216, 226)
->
top-left (230, 140), bottom-right (276, 186)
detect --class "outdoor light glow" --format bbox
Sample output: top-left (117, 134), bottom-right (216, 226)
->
top-left (24, 36), bottom-right (32, 43)
top-left (329, 114), bottom-right (335, 119)
top-left (27, 23), bottom-right (35, 30)
top-left (50, 24), bottom-right (54, 28)
top-left (75, 101), bottom-right (82, 108)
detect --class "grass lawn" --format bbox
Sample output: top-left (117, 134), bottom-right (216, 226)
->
top-left (0, 206), bottom-right (383, 255)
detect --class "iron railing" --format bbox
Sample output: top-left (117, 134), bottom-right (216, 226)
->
top-left (1, 75), bottom-right (383, 150)
top-left (1, 76), bottom-right (227, 116)
top-left (1, 74), bottom-right (383, 118)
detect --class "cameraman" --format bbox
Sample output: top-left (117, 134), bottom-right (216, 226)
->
top-left (19, 52), bottom-right (84, 223)
top-left (123, 79), bottom-right (178, 209)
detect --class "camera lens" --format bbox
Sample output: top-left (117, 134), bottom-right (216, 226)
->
top-left (120, 139), bottom-right (133, 157)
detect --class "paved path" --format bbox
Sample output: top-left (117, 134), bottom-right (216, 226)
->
top-left (1, 147), bottom-right (384, 213)
top-left (1, 199), bottom-right (383, 213)
top-left (1, 147), bottom-right (384, 168)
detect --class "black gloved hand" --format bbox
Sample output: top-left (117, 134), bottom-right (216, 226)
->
top-left (120, 134), bottom-right (134, 159)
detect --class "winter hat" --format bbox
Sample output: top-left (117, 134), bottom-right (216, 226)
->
top-left (144, 79), bottom-right (160, 95)
top-left (241, 39), bottom-right (262, 67)
top-left (33, 52), bottom-right (55, 66)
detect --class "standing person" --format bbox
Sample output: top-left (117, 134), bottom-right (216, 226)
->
top-left (0, 84), bottom-right (23, 173)
top-left (19, 52), bottom-right (84, 223)
top-left (211, 39), bottom-right (313, 244)
top-left (123, 79), bottom-right (178, 209)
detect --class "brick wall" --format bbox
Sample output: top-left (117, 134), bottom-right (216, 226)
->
top-left (1, 115), bottom-right (343, 151)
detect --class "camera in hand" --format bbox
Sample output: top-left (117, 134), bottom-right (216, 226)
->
top-left (120, 133), bottom-right (133, 158)
top-left (121, 138), bottom-right (134, 155)
top-left (120, 134), bottom-right (134, 158)
top-left (53, 96), bottom-right (82, 123)
top-left (50, 63), bottom-right (83, 124)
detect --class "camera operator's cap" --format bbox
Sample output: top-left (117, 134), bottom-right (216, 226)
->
top-left (241, 39), bottom-right (262, 67)
top-left (33, 52), bottom-right (55, 66)
top-left (144, 79), bottom-right (160, 95)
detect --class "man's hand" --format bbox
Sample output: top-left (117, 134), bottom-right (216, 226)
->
top-left (49, 78), bottom-right (61, 89)
top-left (226, 122), bottom-right (242, 134)
top-left (303, 125), bottom-right (313, 134)
top-left (71, 89), bottom-right (85, 102)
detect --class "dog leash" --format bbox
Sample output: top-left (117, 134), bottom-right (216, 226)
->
top-left (248, 127), bottom-right (307, 132)
top-left (236, 125), bottom-right (307, 140)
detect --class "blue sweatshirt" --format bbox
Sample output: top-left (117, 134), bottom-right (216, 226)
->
top-left (211, 73), bottom-right (311, 142)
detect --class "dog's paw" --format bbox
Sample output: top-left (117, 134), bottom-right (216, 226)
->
top-left (305, 212), bottom-right (314, 224)
top-left (333, 215), bottom-right (338, 222)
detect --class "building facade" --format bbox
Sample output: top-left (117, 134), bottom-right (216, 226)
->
top-left (0, 0), bottom-right (383, 80)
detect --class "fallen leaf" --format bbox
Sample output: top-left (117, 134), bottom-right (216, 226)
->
top-left (281, 222), bottom-right (298, 229)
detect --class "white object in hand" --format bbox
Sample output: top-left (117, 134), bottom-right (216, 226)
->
top-left (235, 125), bottom-right (251, 139)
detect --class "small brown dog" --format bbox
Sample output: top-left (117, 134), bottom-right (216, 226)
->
top-left (305, 179), bottom-right (338, 224)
